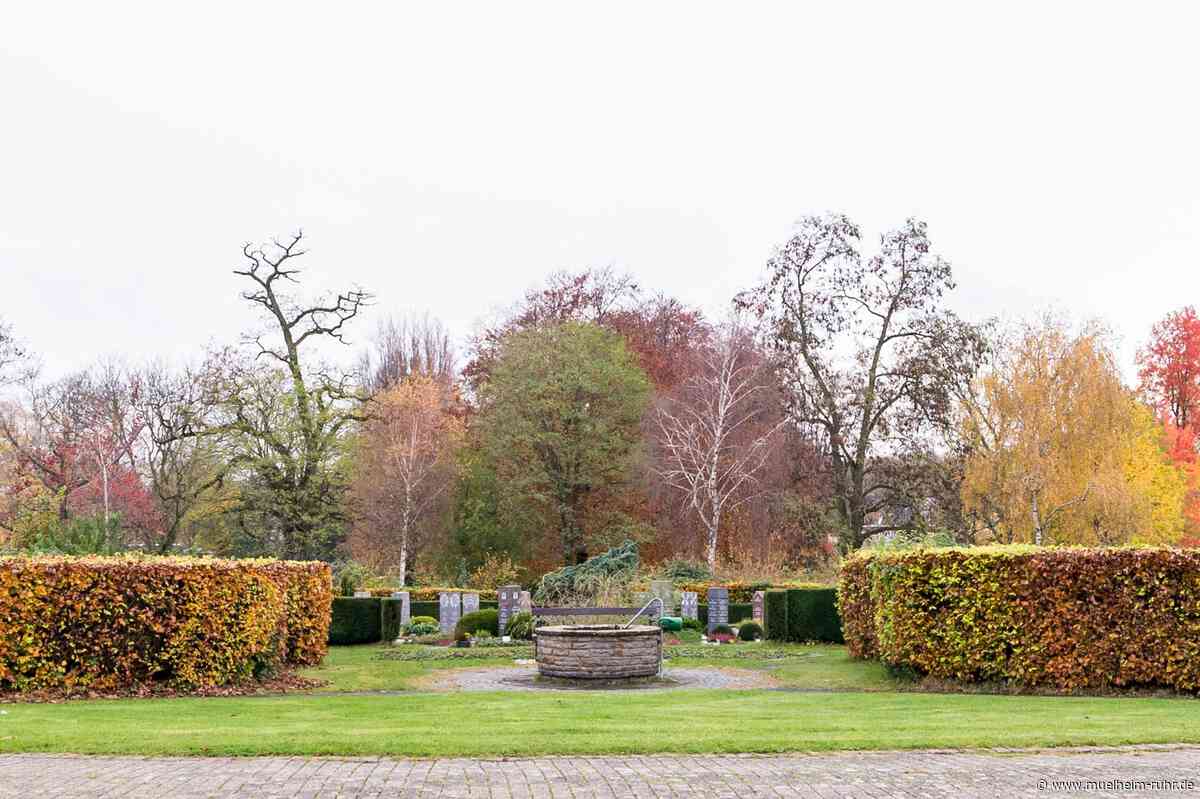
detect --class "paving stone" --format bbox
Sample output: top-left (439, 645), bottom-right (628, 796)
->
top-left (1, 748), bottom-right (1197, 798)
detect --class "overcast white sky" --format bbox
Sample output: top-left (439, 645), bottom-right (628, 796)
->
top-left (2, 2), bottom-right (1197, 380)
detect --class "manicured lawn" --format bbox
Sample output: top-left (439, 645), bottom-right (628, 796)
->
top-left (300, 643), bottom-right (895, 693)
top-left (3, 689), bottom-right (1199, 756)
top-left (1, 644), bottom-right (1196, 757)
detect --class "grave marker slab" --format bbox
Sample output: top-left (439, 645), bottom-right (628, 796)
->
top-left (392, 591), bottom-right (411, 630)
top-left (439, 592), bottom-right (462, 636)
top-left (706, 587), bottom-right (729, 634)
top-left (352, 590), bottom-right (371, 598)
top-left (649, 580), bottom-right (673, 616)
top-left (462, 592), bottom-right (480, 616)
top-left (753, 591), bottom-right (765, 625)
top-left (518, 590), bottom-right (533, 616)
top-left (498, 584), bottom-right (521, 634)
top-left (680, 591), bottom-right (698, 620)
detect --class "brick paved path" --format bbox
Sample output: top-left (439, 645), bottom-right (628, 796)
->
top-left (1, 747), bottom-right (1196, 798)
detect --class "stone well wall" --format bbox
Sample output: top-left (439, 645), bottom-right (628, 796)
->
top-left (535, 624), bottom-right (662, 679)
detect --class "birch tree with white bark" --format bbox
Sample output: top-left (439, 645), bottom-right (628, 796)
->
top-left (654, 326), bottom-right (785, 572)
top-left (349, 376), bottom-right (463, 583)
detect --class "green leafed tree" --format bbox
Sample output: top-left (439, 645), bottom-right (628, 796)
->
top-left (475, 321), bottom-right (652, 566)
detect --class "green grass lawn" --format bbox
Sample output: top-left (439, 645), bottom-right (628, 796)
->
top-left (299, 642), bottom-right (895, 693)
top-left (1, 644), bottom-right (1196, 757)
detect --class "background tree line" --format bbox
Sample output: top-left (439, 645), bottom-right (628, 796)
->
top-left (2, 216), bottom-right (1197, 585)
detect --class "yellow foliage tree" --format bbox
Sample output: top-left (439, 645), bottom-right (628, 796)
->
top-left (961, 317), bottom-right (1187, 545)
top-left (347, 376), bottom-right (465, 583)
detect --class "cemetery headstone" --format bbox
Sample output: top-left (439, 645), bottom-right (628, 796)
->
top-left (353, 590), bottom-right (371, 598)
top-left (439, 592), bottom-right (462, 636)
top-left (706, 587), bottom-right (729, 634)
top-left (649, 579), bottom-right (674, 616)
top-left (498, 584), bottom-right (521, 634)
top-left (518, 590), bottom-right (533, 616)
top-left (391, 591), bottom-right (411, 630)
top-left (753, 591), bottom-right (765, 625)
top-left (680, 591), bottom-right (698, 621)
top-left (462, 592), bottom-right (480, 616)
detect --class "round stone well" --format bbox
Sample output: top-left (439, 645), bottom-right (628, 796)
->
top-left (534, 624), bottom-right (662, 680)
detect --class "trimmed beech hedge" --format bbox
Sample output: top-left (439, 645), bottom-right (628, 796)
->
top-left (838, 547), bottom-right (1200, 692)
top-left (0, 556), bottom-right (331, 692)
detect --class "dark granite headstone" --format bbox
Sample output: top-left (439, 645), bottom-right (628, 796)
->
top-left (462, 592), bottom-right (480, 616)
top-left (439, 592), bottom-right (462, 636)
top-left (706, 587), bottom-right (729, 634)
top-left (752, 591), bottom-right (765, 625)
top-left (498, 584), bottom-right (522, 634)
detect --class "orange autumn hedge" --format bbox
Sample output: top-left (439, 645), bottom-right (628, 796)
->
top-left (838, 546), bottom-right (1200, 692)
top-left (0, 555), bottom-right (331, 693)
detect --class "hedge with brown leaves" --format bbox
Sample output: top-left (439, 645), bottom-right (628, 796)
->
top-left (837, 546), bottom-right (1200, 692)
top-left (0, 555), bottom-right (331, 693)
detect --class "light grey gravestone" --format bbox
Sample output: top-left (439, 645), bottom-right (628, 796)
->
top-left (353, 590), bottom-right (371, 598)
top-left (680, 591), bottom-right (698, 620)
top-left (439, 592), bottom-right (462, 636)
top-left (706, 587), bottom-right (729, 634)
top-left (649, 579), bottom-right (674, 616)
top-left (391, 591), bottom-right (411, 629)
top-left (752, 591), bottom-right (765, 625)
top-left (462, 592), bottom-right (480, 616)
top-left (498, 584), bottom-right (522, 634)
top-left (518, 590), bottom-right (533, 616)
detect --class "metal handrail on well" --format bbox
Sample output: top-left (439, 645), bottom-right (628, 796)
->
top-left (623, 596), bottom-right (663, 629)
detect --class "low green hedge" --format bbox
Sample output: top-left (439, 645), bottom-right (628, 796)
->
top-left (329, 597), bottom-right (382, 645)
top-left (697, 602), bottom-right (754, 626)
top-left (764, 590), bottom-right (789, 641)
top-left (786, 587), bottom-right (842, 643)
top-left (334, 596), bottom-right (499, 644)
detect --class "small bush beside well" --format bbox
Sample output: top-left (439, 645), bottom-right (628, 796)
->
top-left (504, 612), bottom-right (536, 640)
top-left (738, 621), bottom-right (763, 641)
top-left (454, 609), bottom-right (500, 638)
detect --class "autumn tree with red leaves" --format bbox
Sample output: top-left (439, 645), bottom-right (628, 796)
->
top-left (1138, 306), bottom-right (1200, 541)
top-left (1138, 306), bottom-right (1200, 432)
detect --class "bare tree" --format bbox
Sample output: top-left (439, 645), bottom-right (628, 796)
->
top-left (136, 362), bottom-right (232, 553)
top-left (210, 231), bottom-right (373, 558)
top-left (738, 215), bottom-right (987, 548)
top-left (357, 313), bottom-right (456, 394)
top-left (653, 326), bottom-right (785, 572)
top-left (0, 366), bottom-right (144, 524)
top-left (0, 318), bottom-right (34, 390)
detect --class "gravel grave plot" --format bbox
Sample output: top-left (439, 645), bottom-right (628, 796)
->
top-left (426, 664), bottom-right (777, 691)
